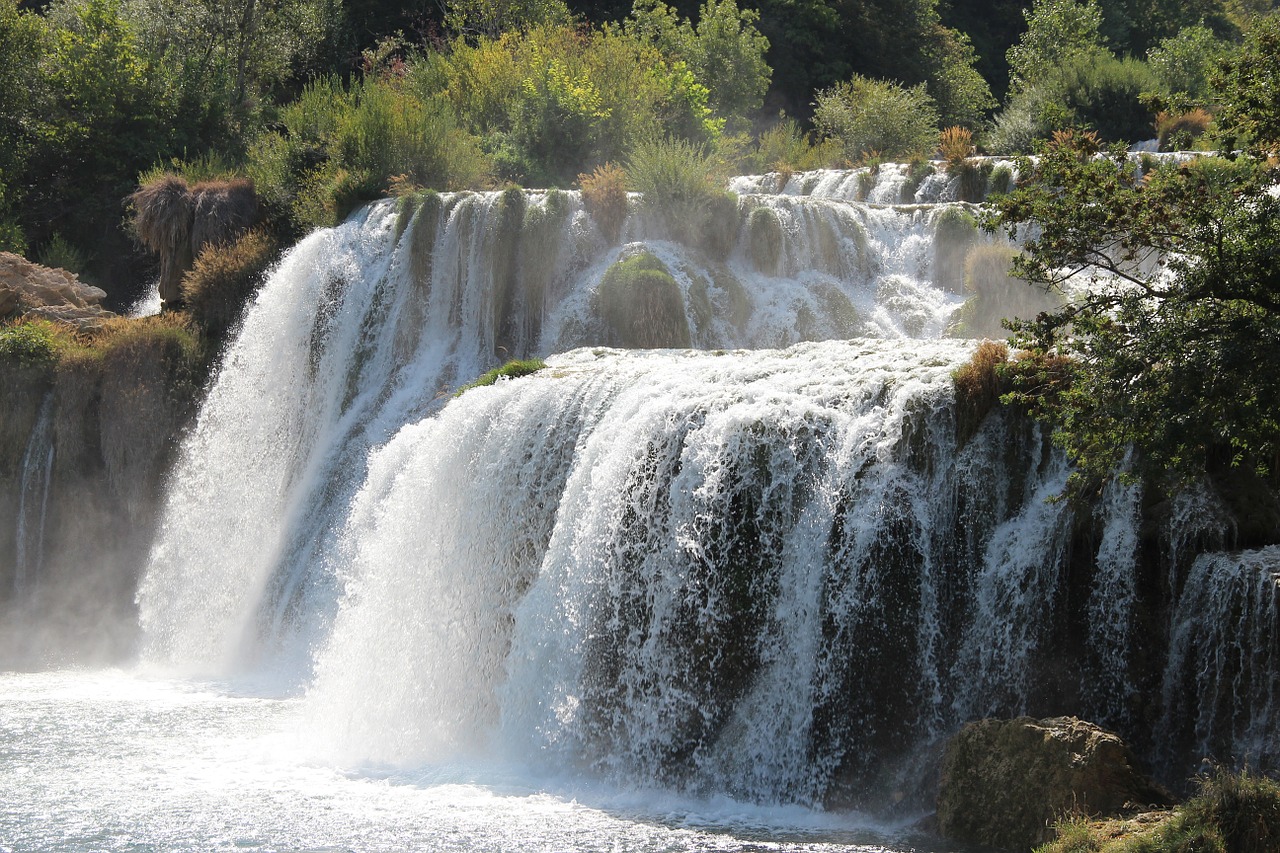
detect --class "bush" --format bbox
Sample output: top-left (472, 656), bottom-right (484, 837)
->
top-left (813, 75), bottom-right (940, 163)
top-left (579, 163), bottom-right (629, 243)
top-left (455, 357), bottom-right (547, 395)
top-left (0, 318), bottom-right (69, 366)
top-left (181, 229), bottom-right (278, 340)
top-left (627, 137), bottom-right (736, 255)
top-left (1049, 53), bottom-right (1159, 144)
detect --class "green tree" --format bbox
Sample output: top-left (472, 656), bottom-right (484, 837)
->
top-left (1147, 24), bottom-right (1231, 102)
top-left (987, 133), bottom-right (1280, 489)
top-left (1213, 14), bottom-right (1280, 154)
top-left (813, 74), bottom-right (940, 161)
top-left (1006, 0), bottom-right (1107, 93)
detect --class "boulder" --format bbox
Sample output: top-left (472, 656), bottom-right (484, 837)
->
top-left (0, 252), bottom-right (117, 331)
top-left (936, 716), bottom-right (1172, 851)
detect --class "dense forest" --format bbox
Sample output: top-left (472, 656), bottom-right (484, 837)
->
top-left (0, 0), bottom-right (1273, 306)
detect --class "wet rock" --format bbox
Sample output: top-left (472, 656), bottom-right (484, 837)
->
top-left (936, 716), bottom-right (1172, 851)
top-left (0, 252), bottom-right (117, 331)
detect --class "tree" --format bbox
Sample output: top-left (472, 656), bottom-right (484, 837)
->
top-left (1006, 0), bottom-right (1107, 94)
top-left (986, 128), bottom-right (1280, 489)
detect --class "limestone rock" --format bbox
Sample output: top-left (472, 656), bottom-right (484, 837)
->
top-left (936, 716), bottom-right (1172, 852)
top-left (0, 252), bottom-right (117, 331)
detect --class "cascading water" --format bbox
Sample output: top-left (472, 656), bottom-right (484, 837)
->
top-left (14, 393), bottom-right (55, 595)
top-left (8, 165), bottom-right (1277, 850)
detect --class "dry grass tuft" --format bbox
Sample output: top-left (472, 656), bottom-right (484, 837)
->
top-left (189, 180), bottom-right (259, 253)
top-left (953, 340), bottom-right (1009, 444)
top-left (579, 163), bottom-right (629, 244)
top-left (1156, 109), bottom-right (1212, 151)
top-left (940, 126), bottom-right (974, 169)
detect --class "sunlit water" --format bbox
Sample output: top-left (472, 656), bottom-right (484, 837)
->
top-left (0, 670), bottom-right (963, 852)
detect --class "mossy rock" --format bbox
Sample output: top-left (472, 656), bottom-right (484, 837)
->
top-left (596, 253), bottom-right (690, 349)
top-left (747, 206), bottom-right (784, 275)
top-left (937, 717), bottom-right (1172, 852)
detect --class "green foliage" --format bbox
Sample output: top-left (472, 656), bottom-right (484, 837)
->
top-left (445, 0), bottom-right (570, 38)
top-left (813, 75), bottom-right (940, 162)
top-left (989, 52), bottom-right (1158, 150)
top-left (36, 234), bottom-right (88, 275)
top-left (253, 73), bottom-right (490, 231)
top-left (1213, 16), bottom-right (1280, 155)
top-left (1148, 25), bottom-right (1231, 102)
top-left (455, 357), bottom-right (547, 394)
top-left (0, 319), bottom-right (65, 366)
top-left (625, 0), bottom-right (769, 135)
top-left (744, 117), bottom-right (843, 175)
top-left (988, 132), bottom-right (1280, 489)
top-left (1049, 53), bottom-right (1159, 143)
top-left (926, 26), bottom-right (997, 129)
top-left (1006, 0), bottom-right (1107, 94)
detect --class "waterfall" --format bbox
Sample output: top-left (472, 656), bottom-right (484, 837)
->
top-left (14, 393), bottom-right (55, 595)
top-left (1162, 547), bottom-right (1280, 771)
top-left (132, 170), bottom-right (1280, 804)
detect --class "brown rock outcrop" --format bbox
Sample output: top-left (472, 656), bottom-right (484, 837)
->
top-left (936, 716), bottom-right (1172, 851)
top-left (0, 252), bottom-right (117, 332)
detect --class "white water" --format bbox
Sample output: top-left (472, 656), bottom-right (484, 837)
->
top-left (8, 167), bottom-right (1280, 849)
top-left (1, 670), bottom-right (947, 852)
top-left (14, 393), bottom-right (55, 595)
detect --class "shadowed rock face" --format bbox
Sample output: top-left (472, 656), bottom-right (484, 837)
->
top-left (937, 716), bottom-right (1173, 851)
top-left (0, 253), bottom-right (117, 332)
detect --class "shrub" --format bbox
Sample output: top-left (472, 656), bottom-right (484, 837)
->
top-left (0, 318), bottom-right (69, 367)
top-left (181, 229), bottom-right (278, 340)
top-left (579, 163), bottom-right (629, 243)
top-left (455, 357), bottom-right (547, 395)
top-left (940, 126), bottom-right (974, 168)
top-left (627, 137), bottom-right (735, 255)
top-left (813, 75), bottom-right (940, 163)
top-left (1157, 109), bottom-right (1211, 151)
top-left (36, 234), bottom-right (87, 275)
top-left (1049, 53), bottom-right (1159, 144)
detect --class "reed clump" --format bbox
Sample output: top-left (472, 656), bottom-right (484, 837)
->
top-left (939, 126), bottom-right (973, 168)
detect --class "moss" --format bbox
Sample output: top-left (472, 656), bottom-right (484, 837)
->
top-left (455, 358), bottom-right (547, 395)
top-left (697, 191), bottom-right (740, 262)
top-left (747, 206), bottom-right (784, 275)
top-left (596, 252), bottom-right (690, 349)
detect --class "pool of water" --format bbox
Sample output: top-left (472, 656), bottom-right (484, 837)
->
top-left (0, 670), bottom-right (963, 852)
